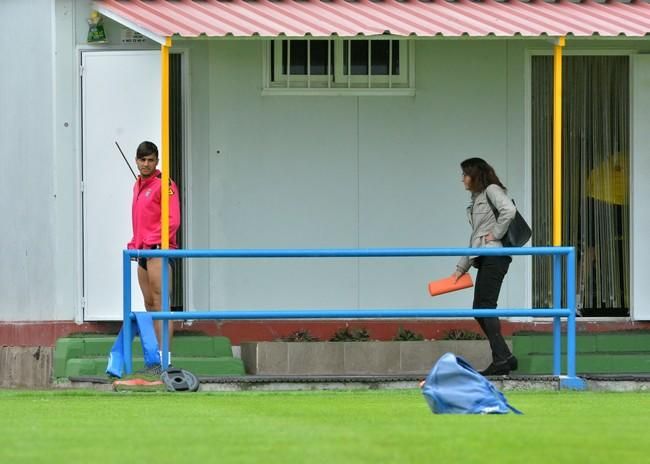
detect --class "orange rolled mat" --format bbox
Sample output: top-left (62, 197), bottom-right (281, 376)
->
top-left (428, 273), bottom-right (473, 297)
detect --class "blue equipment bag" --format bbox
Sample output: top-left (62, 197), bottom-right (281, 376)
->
top-left (106, 312), bottom-right (161, 378)
top-left (421, 352), bottom-right (522, 415)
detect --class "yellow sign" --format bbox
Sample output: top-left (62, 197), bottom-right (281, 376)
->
top-left (586, 153), bottom-right (628, 205)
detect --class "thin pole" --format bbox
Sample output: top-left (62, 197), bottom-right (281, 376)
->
top-left (160, 38), bottom-right (171, 369)
top-left (143, 309), bottom-right (572, 320)
top-left (161, 37), bottom-right (171, 250)
top-left (115, 141), bottom-right (137, 179)
top-left (553, 37), bottom-right (565, 246)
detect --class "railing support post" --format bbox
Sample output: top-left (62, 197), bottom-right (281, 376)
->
top-left (161, 257), bottom-right (170, 369)
top-left (560, 248), bottom-right (586, 390)
top-left (123, 251), bottom-right (133, 375)
top-left (567, 248), bottom-right (577, 377)
top-left (552, 254), bottom-right (562, 376)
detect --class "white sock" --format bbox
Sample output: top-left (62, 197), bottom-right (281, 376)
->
top-left (158, 351), bottom-right (172, 367)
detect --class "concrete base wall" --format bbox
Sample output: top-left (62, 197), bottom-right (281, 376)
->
top-left (241, 341), bottom-right (511, 375)
top-left (4, 320), bottom-right (650, 347)
top-left (0, 347), bottom-right (52, 388)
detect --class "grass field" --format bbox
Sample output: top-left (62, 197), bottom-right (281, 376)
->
top-left (2, 389), bottom-right (650, 463)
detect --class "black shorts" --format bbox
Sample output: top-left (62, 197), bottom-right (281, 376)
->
top-left (137, 245), bottom-right (174, 270)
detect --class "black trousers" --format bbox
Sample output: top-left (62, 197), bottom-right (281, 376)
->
top-left (473, 255), bottom-right (512, 363)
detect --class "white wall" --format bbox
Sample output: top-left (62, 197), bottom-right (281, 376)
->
top-left (0, 0), bottom-right (161, 322)
top-left (0, 0), bottom-right (57, 320)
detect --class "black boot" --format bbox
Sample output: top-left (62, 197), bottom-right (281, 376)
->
top-left (480, 355), bottom-right (518, 376)
top-left (507, 355), bottom-right (518, 371)
top-left (479, 360), bottom-right (510, 376)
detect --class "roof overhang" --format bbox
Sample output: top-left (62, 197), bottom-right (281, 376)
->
top-left (96, 2), bottom-right (167, 44)
top-left (94, 0), bottom-right (650, 40)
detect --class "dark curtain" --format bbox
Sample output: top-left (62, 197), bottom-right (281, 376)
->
top-left (170, 53), bottom-right (184, 310)
top-left (531, 56), bottom-right (629, 316)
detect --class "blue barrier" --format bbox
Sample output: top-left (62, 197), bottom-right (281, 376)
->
top-left (122, 246), bottom-right (585, 389)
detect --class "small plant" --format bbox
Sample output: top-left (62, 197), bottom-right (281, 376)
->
top-left (442, 329), bottom-right (486, 340)
top-left (278, 329), bottom-right (319, 342)
top-left (393, 327), bottom-right (424, 341)
top-left (329, 327), bottom-right (370, 342)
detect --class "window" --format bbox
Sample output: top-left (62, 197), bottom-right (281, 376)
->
top-left (336, 40), bottom-right (407, 86)
top-left (265, 38), bottom-right (414, 95)
top-left (272, 40), bottom-right (334, 86)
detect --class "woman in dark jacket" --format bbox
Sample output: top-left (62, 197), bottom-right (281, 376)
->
top-left (453, 157), bottom-right (518, 376)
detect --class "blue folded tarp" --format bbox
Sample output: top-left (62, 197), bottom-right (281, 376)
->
top-left (106, 312), bottom-right (161, 378)
top-left (421, 352), bottom-right (522, 415)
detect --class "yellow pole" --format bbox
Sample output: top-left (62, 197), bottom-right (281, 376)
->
top-left (161, 37), bottom-right (171, 249)
top-left (552, 37), bottom-right (565, 246)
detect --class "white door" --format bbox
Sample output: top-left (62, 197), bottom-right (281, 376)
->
top-left (631, 55), bottom-right (650, 320)
top-left (81, 50), bottom-right (161, 320)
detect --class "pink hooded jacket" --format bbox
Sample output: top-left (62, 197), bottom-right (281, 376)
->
top-left (127, 169), bottom-right (180, 250)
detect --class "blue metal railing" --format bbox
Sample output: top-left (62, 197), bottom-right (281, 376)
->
top-left (122, 246), bottom-right (584, 389)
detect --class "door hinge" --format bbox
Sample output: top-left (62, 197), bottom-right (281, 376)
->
top-left (79, 65), bottom-right (85, 77)
top-left (80, 181), bottom-right (84, 192)
top-left (80, 297), bottom-right (86, 309)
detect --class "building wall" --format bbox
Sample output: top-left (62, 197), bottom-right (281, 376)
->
top-left (0, 0), bottom-right (58, 321)
top-left (180, 39), bottom-right (536, 312)
top-left (3, 0), bottom-right (650, 322)
top-left (0, 0), bottom-right (160, 323)
top-left (183, 38), bottom-right (650, 314)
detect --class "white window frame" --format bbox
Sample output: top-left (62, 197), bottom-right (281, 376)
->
top-left (262, 38), bottom-right (415, 96)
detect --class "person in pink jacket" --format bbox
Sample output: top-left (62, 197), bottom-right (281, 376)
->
top-left (127, 141), bottom-right (180, 368)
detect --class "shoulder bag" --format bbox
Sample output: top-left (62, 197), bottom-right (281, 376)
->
top-left (486, 195), bottom-right (532, 247)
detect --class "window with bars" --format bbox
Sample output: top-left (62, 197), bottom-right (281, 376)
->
top-left (338, 40), bottom-right (406, 84)
top-left (265, 38), bottom-right (413, 94)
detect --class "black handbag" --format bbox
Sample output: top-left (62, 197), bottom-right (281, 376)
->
top-left (486, 196), bottom-right (532, 247)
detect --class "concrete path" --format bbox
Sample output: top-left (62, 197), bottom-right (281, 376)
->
top-left (59, 374), bottom-right (650, 392)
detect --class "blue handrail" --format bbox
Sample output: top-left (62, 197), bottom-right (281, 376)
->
top-left (122, 246), bottom-right (585, 389)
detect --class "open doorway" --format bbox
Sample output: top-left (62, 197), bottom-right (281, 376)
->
top-left (170, 52), bottom-right (185, 310)
top-left (81, 50), bottom-right (160, 320)
top-left (531, 55), bottom-right (630, 317)
top-left (81, 49), bottom-right (186, 320)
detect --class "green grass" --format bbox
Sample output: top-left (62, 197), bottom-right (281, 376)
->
top-left (2, 389), bottom-right (650, 463)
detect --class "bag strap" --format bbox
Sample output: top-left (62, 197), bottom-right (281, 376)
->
top-left (485, 191), bottom-right (517, 221)
top-left (485, 194), bottom-right (500, 221)
top-left (507, 403), bottom-right (524, 415)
